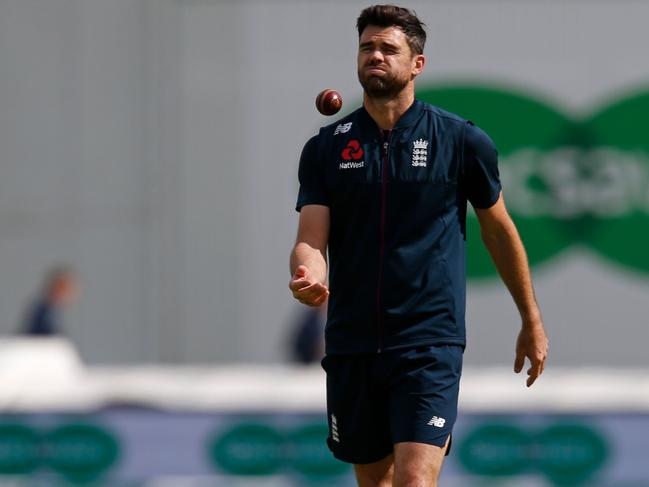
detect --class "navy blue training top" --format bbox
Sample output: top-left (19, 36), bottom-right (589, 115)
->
top-left (296, 99), bottom-right (501, 354)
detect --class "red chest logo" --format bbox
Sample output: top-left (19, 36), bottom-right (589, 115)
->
top-left (341, 140), bottom-right (364, 160)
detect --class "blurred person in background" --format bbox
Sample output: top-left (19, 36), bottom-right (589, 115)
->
top-left (19, 265), bottom-right (80, 336)
top-left (288, 305), bottom-right (326, 364)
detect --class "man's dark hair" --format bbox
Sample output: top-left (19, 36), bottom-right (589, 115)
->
top-left (356, 5), bottom-right (426, 55)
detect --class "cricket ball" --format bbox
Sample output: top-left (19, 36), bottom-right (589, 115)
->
top-left (316, 89), bottom-right (343, 116)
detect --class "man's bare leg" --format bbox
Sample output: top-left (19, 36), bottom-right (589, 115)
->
top-left (392, 437), bottom-right (450, 487)
top-left (353, 453), bottom-right (394, 487)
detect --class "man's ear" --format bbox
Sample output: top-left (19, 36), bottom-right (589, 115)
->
top-left (412, 54), bottom-right (426, 77)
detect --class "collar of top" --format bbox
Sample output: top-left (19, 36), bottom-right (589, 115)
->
top-left (358, 99), bottom-right (424, 132)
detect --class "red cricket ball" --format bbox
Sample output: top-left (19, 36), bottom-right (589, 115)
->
top-left (316, 89), bottom-right (343, 116)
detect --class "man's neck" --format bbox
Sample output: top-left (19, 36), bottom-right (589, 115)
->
top-left (363, 87), bottom-right (415, 130)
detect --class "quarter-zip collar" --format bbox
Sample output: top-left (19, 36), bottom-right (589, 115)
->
top-left (358, 99), bottom-right (424, 132)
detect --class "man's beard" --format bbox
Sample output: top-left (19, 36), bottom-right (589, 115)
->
top-left (358, 68), bottom-right (409, 100)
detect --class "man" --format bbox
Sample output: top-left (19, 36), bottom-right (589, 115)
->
top-left (289, 5), bottom-right (548, 486)
top-left (21, 266), bottom-right (80, 336)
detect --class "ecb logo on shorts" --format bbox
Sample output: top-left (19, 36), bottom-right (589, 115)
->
top-left (428, 416), bottom-right (446, 428)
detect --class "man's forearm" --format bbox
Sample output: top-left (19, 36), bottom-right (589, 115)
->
top-left (290, 242), bottom-right (328, 283)
top-left (481, 220), bottom-right (541, 325)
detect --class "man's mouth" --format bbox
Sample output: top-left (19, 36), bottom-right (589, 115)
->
top-left (366, 67), bottom-right (387, 74)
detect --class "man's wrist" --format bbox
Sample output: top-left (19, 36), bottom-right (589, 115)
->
top-left (519, 308), bottom-right (543, 328)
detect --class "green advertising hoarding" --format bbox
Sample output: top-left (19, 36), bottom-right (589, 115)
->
top-left (0, 422), bottom-right (119, 483)
top-left (415, 84), bottom-right (649, 279)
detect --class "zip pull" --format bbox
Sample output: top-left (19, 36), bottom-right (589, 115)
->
top-left (381, 129), bottom-right (392, 152)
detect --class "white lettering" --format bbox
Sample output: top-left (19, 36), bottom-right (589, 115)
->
top-left (339, 161), bottom-right (365, 169)
top-left (499, 147), bottom-right (649, 218)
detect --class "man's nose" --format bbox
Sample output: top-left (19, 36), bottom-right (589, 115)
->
top-left (368, 49), bottom-right (384, 64)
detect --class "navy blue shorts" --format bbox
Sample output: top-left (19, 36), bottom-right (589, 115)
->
top-left (321, 344), bottom-right (463, 464)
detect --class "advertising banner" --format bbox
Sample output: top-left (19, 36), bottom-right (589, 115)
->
top-left (1, 410), bottom-right (647, 486)
top-left (413, 84), bottom-right (649, 280)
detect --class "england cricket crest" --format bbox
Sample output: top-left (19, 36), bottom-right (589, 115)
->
top-left (412, 138), bottom-right (429, 167)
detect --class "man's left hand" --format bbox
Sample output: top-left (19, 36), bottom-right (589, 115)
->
top-left (514, 322), bottom-right (548, 387)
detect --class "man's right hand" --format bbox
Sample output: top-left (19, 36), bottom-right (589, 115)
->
top-left (289, 265), bottom-right (329, 307)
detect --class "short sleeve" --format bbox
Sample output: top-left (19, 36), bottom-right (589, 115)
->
top-left (296, 134), bottom-right (329, 211)
top-left (462, 122), bottom-right (501, 209)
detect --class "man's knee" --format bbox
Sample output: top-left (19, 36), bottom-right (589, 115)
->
top-left (393, 470), bottom-right (440, 487)
top-left (394, 473), bottom-right (438, 487)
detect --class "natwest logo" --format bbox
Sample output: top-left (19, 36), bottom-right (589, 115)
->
top-left (341, 140), bottom-right (364, 161)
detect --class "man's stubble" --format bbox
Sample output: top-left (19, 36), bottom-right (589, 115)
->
top-left (358, 67), bottom-right (410, 100)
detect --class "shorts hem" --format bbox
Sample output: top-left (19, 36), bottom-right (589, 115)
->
top-left (393, 432), bottom-right (453, 454)
top-left (326, 337), bottom-right (466, 355)
top-left (327, 439), bottom-right (393, 465)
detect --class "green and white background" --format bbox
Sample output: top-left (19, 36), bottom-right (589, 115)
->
top-left (1, 0), bottom-right (648, 486)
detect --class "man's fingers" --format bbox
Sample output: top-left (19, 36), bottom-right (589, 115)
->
top-left (299, 288), bottom-right (327, 302)
top-left (296, 281), bottom-right (327, 297)
top-left (292, 281), bottom-right (329, 305)
top-left (294, 265), bottom-right (308, 278)
top-left (526, 358), bottom-right (544, 387)
top-left (310, 292), bottom-right (329, 307)
top-left (288, 279), bottom-right (310, 292)
top-left (527, 372), bottom-right (540, 387)
top-left (289, 266), bottom-right (310, 289)
top-left (289, 265), bottom-right (329, 306)
top-left (298, 289), bottom-right (329, 307)
top-left (514, 352), bottom-right (525, 373)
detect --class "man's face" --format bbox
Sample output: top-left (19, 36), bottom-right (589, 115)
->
top-left (357, 25), bottom-right (423, 99)
top-left (51, 273), bottom-right (80, 306)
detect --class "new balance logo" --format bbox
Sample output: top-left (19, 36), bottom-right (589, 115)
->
top-left (427, 416), bottom-right (446, 428)
top-left (334, 122), bottom-right (352, 135)
top-left (331, 414), bottom-right (340, 443)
